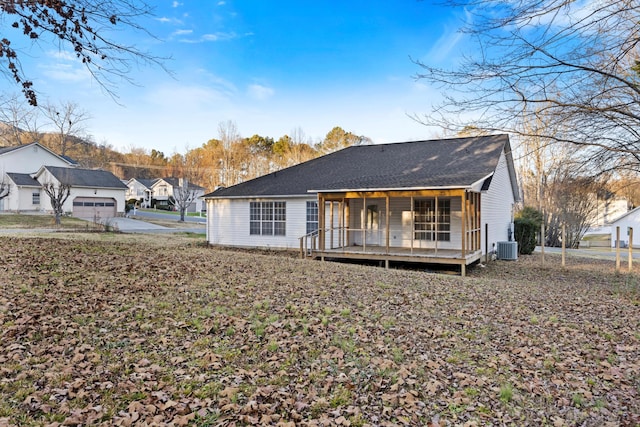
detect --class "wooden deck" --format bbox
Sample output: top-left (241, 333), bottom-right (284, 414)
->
top-left (310, 245), bottom-right (483, 275)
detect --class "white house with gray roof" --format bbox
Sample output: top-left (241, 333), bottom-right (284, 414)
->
top-left (203, 134), bottom-right (520, 275)
top-left (0, 142), bottom-right (127, 218)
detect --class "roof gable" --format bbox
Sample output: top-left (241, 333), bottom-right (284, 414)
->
top-left (6, 172), bottom-right (40, 187)
top-left (205, 134), bottom-right (515, 198)
top-left (153, 177), bottom-right (205, 190)
top-left (0, 142), bottom-right (75, 166)
top-left (38, 166), bottom-right (128, 189)
top-left (128, 178), bottom-right (158, 189)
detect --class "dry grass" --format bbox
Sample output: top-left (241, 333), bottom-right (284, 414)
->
top-left (0, 213), bottom-right (88, 229)
top-left (0, 234), bottom-right (638, 426)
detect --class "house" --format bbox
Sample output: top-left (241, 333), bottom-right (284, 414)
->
top-left (125, 178), bottom-right (158, 208)
top-left (0, 142), bottom-right (127, 218)
top-left (203, 134), bottom-right (520, 275)
top-left (149, 177), bottom-right (205, 212)
top-left (607, 206), bottom-right (640, 248)
top-left (0, 141), bottom-right (73, 174)
top-left (32, 166), bottom-right (128, 219)
top-left (589, 193), bottom-right (631, 227)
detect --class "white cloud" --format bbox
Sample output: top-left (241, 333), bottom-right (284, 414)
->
top-left (172, 1), bottom-right (182, 7)
top-left (177, 32), bottom-right (237, 43)
top-left (247, 84), bottom-right (275, 101)
top-left (40, 63), bottom-right (90, 83)
top-left (46, 50), bottom-right (75, 61)
top-left (217, 1), bottom-right (226, 5)
top-left (425, 9), bottom-right (470, 64)
top-left (40, 50), bottom-right (93, 83)
top-left (156, 16), bottom-right (183, 25)
top-left (172, 29), bottom-right (193, 36)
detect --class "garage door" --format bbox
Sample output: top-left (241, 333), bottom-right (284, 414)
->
top-left (72, 197), bottom-right (117, 219)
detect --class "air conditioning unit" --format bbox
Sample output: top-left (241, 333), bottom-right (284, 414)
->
top-left (497, 241), bottom-right (518, 260)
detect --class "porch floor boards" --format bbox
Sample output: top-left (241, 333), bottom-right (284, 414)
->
top-left (314, 245), bottom-right (482, 266)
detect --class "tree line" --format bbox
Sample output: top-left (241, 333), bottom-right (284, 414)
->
top-left (0, 95), bottom-right (371, 192)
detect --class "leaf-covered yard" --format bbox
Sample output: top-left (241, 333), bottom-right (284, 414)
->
top-left (0, 235), bottom-right (639, 426)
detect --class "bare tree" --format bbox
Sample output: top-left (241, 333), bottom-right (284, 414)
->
top-left (217, 120), bottom-right (242, 186)
top-left (172, 178), bottom-right (200, 222)
top-left (41, 101), bottom-right (90, 156)
top-left (42, 182), bottom-right (71, 226)
top-left (0, 0), bottom-right (167, 106)
top-left (0, 175), bottom-right (10, 208)
top-left (414, 0), bottom-right (640, 174)
top-left (545, 173), bottom-right (601, 248)
top-left (0, 94), bottom-right (42, 146)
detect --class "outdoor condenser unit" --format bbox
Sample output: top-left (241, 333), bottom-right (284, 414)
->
top-left (497, 241), bottom-right (518, 260)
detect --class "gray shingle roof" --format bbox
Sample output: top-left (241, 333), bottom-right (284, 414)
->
top-left (157, 177), bottom-right (205, 190)
top-left (0, 145), bottom-right (22, 155)
top-left (135, 178), bottom-right (159, 188)
top-left (205, 134), bottom-right (512, 198)
top-left (44, 166), bottom-right (128, 189)
top-left (7, 173), bottom-right (40, 186)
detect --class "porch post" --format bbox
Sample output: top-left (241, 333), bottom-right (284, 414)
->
top-left (319, 195), bottom-right (325, 252)
top-left (330, 201), bottom-right (334, 249)
top-left (410, 196), bottom-right (414, 254)
top-left (435, 195), bottom-right (439, 255)
top-left (345, 198), bottom-right (350, 247)
top-left (461, 192), bottom-right (466, 259)
top-left (386, 194), bottom-right (390, 254)
top-left (338, 200), bottom-right (343, 249)
top-left (363, 194), bottom-right (367, 251)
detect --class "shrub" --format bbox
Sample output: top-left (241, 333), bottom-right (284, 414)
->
top-left (514, 207), bottom-right (543, 255)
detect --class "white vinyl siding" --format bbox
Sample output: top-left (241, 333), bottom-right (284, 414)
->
top-left (207, 197), bottom-right (315, 249)
top-left (481, 151), bottom-right (516, 254)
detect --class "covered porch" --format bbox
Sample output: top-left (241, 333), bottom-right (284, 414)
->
top-left (299, 189), bottom-right (483, 276)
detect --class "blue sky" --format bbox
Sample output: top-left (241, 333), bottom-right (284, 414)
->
top-left (5, 1), bottom-right (467, 155)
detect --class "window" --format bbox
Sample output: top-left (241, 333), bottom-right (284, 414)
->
top-left (306, 201), bottom-right (318, 234)
top-left (414, 198), bottom-right (450, 241)
top-left (32, 191), bottom-right (40, 205)
top-left (250, 201), bottom-right (286, 236)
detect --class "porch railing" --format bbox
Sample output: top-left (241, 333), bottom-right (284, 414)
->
top-left (299, 229), bottom-right (320, 258)
top-left (300, 225), bottom-right (482, 259)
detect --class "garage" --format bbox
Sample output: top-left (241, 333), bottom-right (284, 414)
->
top-left (72, 197), bottom-right (117, 219)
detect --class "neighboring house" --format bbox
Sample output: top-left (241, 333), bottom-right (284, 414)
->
top-left (0, 142), bottom-right (75, 212)
top-left (0, 142), bottom-right (127, 218)
top-left (125, 178), bottom-right (158, 208)
top-left (607, 206), bottom-right (640, 248)
top-left (203, 134), bottom-right (520, 275)
top-left (5, 173), bottom-right (42, 212)
top-left (590, 194), bottom-right (631, 227)
top-left (0, 142), bottom-right (73, 173)
top-left (32, 166), bottom-right (128, 219)
top-left (150, 177), bottom-right (205, 213)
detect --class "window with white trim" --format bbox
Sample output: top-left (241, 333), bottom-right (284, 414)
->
top-left (306, 201), bottom-right (318, 234)
top-left (250, 201), bottom-right (286, 236)
top-left (414, 198), bottom-right (450, 241)
top-left (32, 191), bottom-right (40, 205)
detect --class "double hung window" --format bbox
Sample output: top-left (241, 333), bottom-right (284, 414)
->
top-left (250, 201), bottom-right (286, 236)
